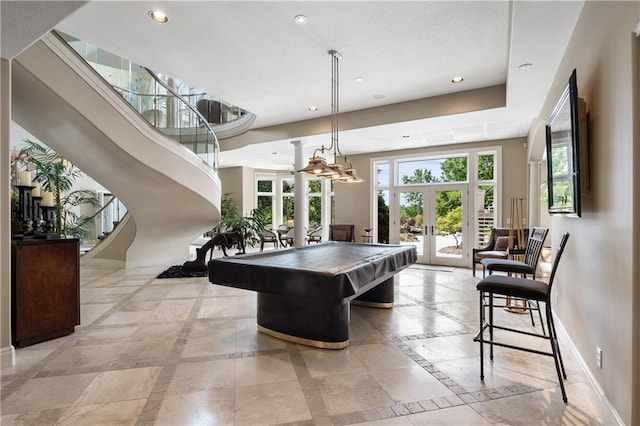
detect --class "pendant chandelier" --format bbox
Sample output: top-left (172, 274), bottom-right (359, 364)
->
top-left (298, 50), bottom-right (364, 183)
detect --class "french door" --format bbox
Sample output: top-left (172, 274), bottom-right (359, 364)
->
top-left (396, 184), bottom-right (468, 267)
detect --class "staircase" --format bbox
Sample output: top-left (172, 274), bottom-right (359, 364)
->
top-left (11, 32), bottom-right (221, 268)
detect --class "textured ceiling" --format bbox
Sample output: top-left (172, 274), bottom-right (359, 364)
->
top-left (4, 1), bottom-right (585, 169)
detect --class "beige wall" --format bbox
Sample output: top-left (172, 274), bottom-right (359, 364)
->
top-left (335, 138), bottom-right (528, 245)
top-left (530, 2), bottom-right (638, 423)
top-left (218, 166), bottom-right (257, 216)
top-left (218, 167), bottom-right (243, 211)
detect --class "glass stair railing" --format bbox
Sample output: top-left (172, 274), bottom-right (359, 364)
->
top-left (55, 31), bottom-right (253, 170)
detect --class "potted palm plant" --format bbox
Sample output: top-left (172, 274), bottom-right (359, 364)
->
top-left (218, 193), bottom-right (267, 250)
top-left (22, 139), bottom-right (99, 239)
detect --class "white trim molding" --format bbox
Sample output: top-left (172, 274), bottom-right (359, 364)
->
top-left (554, 314), bottom-right (624, 425)
top-left (1, 345), bottom-right (16, 369)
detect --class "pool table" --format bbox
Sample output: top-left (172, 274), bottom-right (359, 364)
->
top-left (208, 242), bottom-right (417, 349)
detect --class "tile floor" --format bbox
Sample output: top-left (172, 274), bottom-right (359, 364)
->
top-left (1, 247), bottom-right (610, 425)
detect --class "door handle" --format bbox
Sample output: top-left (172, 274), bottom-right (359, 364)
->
top-left (431, 225), bottom-right (434, 236)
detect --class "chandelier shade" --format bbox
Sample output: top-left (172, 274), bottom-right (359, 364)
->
top-left (297, 156), bottom-right (330, 175)
top-left (298, 50), bottom-right (363, 183)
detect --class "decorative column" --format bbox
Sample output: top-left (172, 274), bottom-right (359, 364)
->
top-left (528, 160), bottom-right (542, 227)
top-left (291, 140), bottom-right (306, 247)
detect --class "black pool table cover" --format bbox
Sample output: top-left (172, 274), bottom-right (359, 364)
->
top-left (208, 242), bottom-right (417, 302)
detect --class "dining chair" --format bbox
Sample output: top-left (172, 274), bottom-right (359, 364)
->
top-left (285, 227), bottom-right (295, 246)
top-left (474, 232), bottom-right (570, 403)
top-left (259, 229), bottom-right (279, 251)
top-left (307, 226), bottom-right (323, 244)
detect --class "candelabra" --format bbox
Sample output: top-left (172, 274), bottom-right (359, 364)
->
top-left (13, 184), bottom-right (58, 240)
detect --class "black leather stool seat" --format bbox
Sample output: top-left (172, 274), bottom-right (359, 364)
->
top-left (480, 258), bottom-right (533, 276)
top-left (476, 274), bottom-right (548, 301)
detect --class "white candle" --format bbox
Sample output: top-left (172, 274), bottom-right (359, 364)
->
top-left (18, 171), bottom-right (31, 186)
top-left (42, 191), bottom-right (54, 207)
top-left (31, 183), bottom-right (41, 197)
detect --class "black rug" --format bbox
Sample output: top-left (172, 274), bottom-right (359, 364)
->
top-left (157, 265), bottom-right (207, 279)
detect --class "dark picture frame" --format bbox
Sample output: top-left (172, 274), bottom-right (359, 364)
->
top-left (545, 69), bottom-right (587, 217)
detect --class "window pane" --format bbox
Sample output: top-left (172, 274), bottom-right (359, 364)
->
top-left (477, 154), bottom-right (495, 181)
top-left (257, 179), bottom-right (272, 193)
top-left (282, 179), bottom-right (294, 193)
top-left (257, 195), bottom-right (273, 225)
top-left (476, 185), bottom-right (494, 212)
top-left (377, 190), bottom-right (389, 243)
top-left (377, 162), bottom-right (389, 186)
top-left (308, 180), bottom-right (321, 194)
top-left (331, 195), bottom-right (335, 223)
top-left (308, 196), bottom-right (321, 227)
top-left (398, 157), bottom-right (467, 184)
top-left (282, 196), bottom-right (294, 226)
top-left (476, 185), bottom-right (495, 247)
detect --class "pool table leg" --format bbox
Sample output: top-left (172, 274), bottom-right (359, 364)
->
top-left (352, 277), bottom-right (395, 308)
top-left (256, 292), bottom-right (350, 349)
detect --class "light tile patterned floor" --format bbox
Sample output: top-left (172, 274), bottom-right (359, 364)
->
top-left (1, 247), bottom-right (607, 425)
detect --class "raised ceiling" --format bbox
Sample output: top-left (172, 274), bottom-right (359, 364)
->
top-left (5, 1), bottom-right (585, 169)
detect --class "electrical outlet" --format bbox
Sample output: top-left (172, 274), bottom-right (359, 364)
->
top-left (596, 347), bottom-right (603, 368)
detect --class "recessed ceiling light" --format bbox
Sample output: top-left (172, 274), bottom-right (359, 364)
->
top-left (148, 10), bottom-right (169, 23)
top-left (294, 15), bottom-right (308, 25)
top-left (518, 63), bottom-right (533, 70)
top-left (308, 105), bottom-right (318, 112)
top-left (373, 94), bottom-right (386, 100)
top-left (354, 77), bottom-right (364, 83)
top-left (451, 76), bottom-right (464, 83)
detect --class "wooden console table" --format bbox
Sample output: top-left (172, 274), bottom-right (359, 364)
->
top-left (11, 239), bottom-right (80, 347)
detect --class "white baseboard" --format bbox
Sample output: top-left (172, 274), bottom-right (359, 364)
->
top-left (554, 314), bottom-right (624, 425)
top-left (1, 345), bottom-right (15, 369)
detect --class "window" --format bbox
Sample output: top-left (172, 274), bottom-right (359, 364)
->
top-left (281, 178), bottom-right (295, 227)
top-left (308, 179), bottom-right (322, 228)
top-left (254, 172), bottom-right (339, 238)
top-left (373, 149), bottom-right (500, 249)
top-left (475, 152), bottom-right (497, 246)
top-left (374, 161), bottom-right (391, 244)
top-left (377, 162), bottom-right (390, 186)
top-left (377, 190), bottom-right (390, 243)
top-left (398, 156), bottom-right (468, 185)
top-left (256, 177), bottom-right (275, 227)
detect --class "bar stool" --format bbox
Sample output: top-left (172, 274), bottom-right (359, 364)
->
top-left (474, 232), bottom-right (570, 403)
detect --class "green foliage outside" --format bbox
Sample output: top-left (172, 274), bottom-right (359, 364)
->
top-left (436, 205), bottom-right (462, 247)
top-left (308, 197), bottom-right (321, 227)
top-left (255, 179), bottom-right (323, 229)
top-left (395, 155), bottom-right (494, 249)
top-left (377, 191), bottom-right (389, 243)
top-left (256, 196), bottom-right (273, 225)
top-left (549, 145), bottom-right (573, 208)
top-left (308, 180), bottom-right (322, 227)
top-left (281, 180), bottom-right (295, 225)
